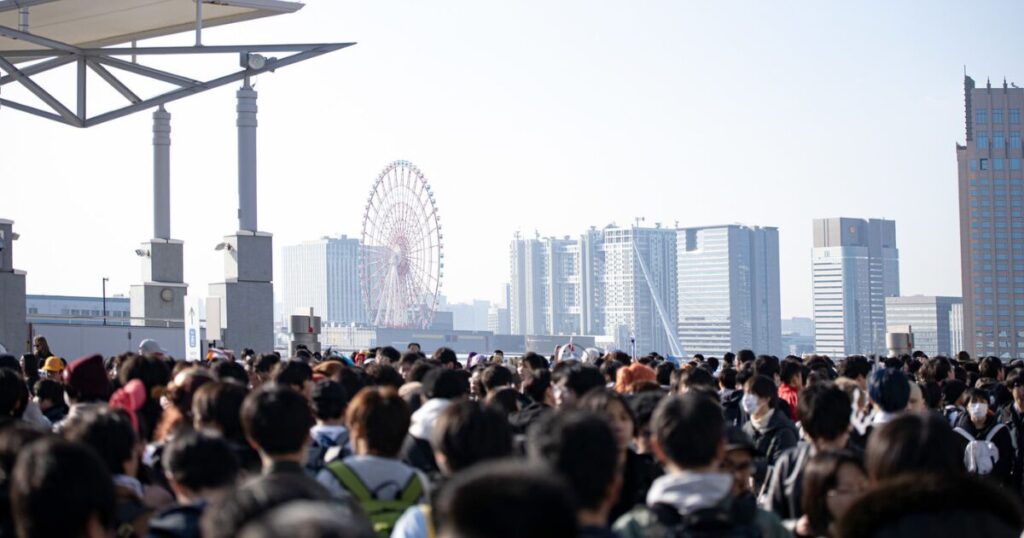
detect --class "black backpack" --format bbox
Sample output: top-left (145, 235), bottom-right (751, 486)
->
top-left (651, 493), bottom-right (762, 538)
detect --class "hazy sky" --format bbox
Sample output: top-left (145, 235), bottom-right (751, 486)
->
top-left (2, 1), bottom-right (1021, 318)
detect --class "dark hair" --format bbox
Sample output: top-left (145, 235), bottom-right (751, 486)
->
top-left (311, 380), bottom-right (348, 421)
top-left (520, 352), bottom-right (549, 372)
top-left (241, 384), bottom-right (315, 456)
top-left (980, 356), bottom-right (1002, 379)
top-left (435, 460), bottom-right (577, 538)
top-left (193, 381), bottom-right (249, 442)
top-left (553, 364), bottom-right (605, 399)
top-left (364, 363), bottom-right (404, 390)
top-left (346, 387), bottom-right (410, 457)
top-left (737, 350), bottom-right (756, 364)
top-left (433, 400), bottom-right (513, 473)
top-left (802, 450), bottom-right (865, 536)
top-left (164, 431), bottom-right (239, 491)
top-left (271, 360), bottom-right (312, 391)
top-left (0, 368), bottom-right (27, 420)
top-left (798, 382), bottom-right (852, 442)
top-left (920, 381), bottom-right (942, 410)
top-left (432, 347), bottom-right (458, 366)
top-left (528, 411), bottom-right (619, 511)
top-left (838, 356), bottom-right (871, 381)
top-left (865, 412), bottom-right (961, 482)
top-left (652, 393), bottom-right (724, 468)
top-left (679, 367), bottom-right (716, 392)
top-left (399, 351), bottom-right (421, 370)
top-left (629, 391), bottom-right (663, 433)
top-left (423, 368), bottom-right (469, 399)
top-left (522, 367), bottom-right (552, 403)
top-left (600, 360), bottom-right (624, 384)
top-left (754, 355), bottom-right (780, 379)
top-left (60, 407), bottom-right (136, 475)
top-left (578, 388), bottom-right (636, 434)
top-left (719, 368), bottom-right (737, 390)
top-left (253, 353), bottom-right (281, 375)
top-left (375, 346), bottom-right (400, 364)
top-left (485, 387), bottom-right (520, 417)
top-left (481, 365), bottom-right (514, 395)
top-left (780, 359), bottom-right (803, 385)
top-left (332, 365), bottom-right (367, 398)
top-left (965, 387), bottom-right (990, 404)
top-left (11, 438), bottom-right (116, 538)
top-left (705, 357), bottom-right (720, 373)
top-left (212, 361), bottom-right (249, 385)
top-left (655, 362), bottom-right (675, 386)
top-left (941, 379), bottom-right (967, 406)
top-left (745, 375), bottom-right (776, 399)
top-left (202, 474), bottom-right (331, 538)
top-left (868, 368), bottom-right (910, 412)
top-left (235, 500), bottom-right (374, 538)
top-left (0, 424), bottom-right (47, 488)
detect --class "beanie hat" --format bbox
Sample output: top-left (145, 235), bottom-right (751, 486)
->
top-left (64, 354), bottom-right (112, 402)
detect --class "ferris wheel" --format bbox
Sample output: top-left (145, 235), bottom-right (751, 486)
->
top-left (360, 160), bottom-right (444, 329)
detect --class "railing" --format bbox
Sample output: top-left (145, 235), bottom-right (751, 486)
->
top-left (27, 313), bottom-right (185, 327)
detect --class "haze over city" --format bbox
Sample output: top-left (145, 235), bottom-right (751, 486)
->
top-left (5, 1), bottom-right (1022, 319)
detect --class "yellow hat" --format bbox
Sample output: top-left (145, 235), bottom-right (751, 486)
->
top-left (42, 356), bottom-right (64, 373)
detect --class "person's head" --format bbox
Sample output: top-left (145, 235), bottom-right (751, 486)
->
top-left (865, 412), bottom-right (961, 483)
top-left (423, 367), bottom-right (470, 400)
top-left (376, 346), bottom-right (401, 365)
top-left (677, 366), bottom-right (716, 394)
top-left (163, 431), bottom-right (240, 503)
top-left (722, 426), bottom-right (757, 496)
top-left (0, 367), bottom-right (28, 421)
top-left (838, 356), bottom-right (871, 387)
top-left (60, 406), bottom-right (138, 476)
top-left (485, 386), bottom-right (521, 417)
top-left (754, 355), bottom-right (781, 383)
top-left (11, 438), bottom-right (116, 538)
top-left (799, 382), bottom-right (852, 447)
top-left (212, 361), bottom-right (249, 386)
top-left (736, 349), bottom-right (755, 365)
top-left (346, 387), bottom-right (410, 458)
top-left (521, 367), bottom-right (552, 404)
top-left (980, 356), bottom-right (1003, 381)
top-left (528, 411), bottom-right (621, 520)
top-left (435, 460), bottom-right (577, 538)
top-left (32, 378), bottom-right (64, 412)
top-left (240, 384), bottom-right (315, 462)
top-left (802, 450), bottom-right (867, 537)
top-left (432, 347), bottom-right (459, 369)
top-left (719, 367), bottom-right (737, 391)
top-left (577, 388), bottom-right (636, 454)
top-left (742, 375), bottom-right (776, 416)
top-left (480, 364), bottom-right (513, 397)
top-left (553, 364), bottom-right (605, 407)
top-left (1007, 372), bottom-right (1024, 407)
top-left (906, 381), bottom-right (926, 412)
top-left (31, 336), bottom-right (51, 358)
top-left (63, 354), bottom-right (112, 403)
top-left (868, 367), bottom-right (910, 413)
top-left (614, 362), bottom-right (657, 393)
top-left (235, 500), bottom-right (374, 538)
top-left (965, 387), bottom-right (992, 424)
top-left (491, 350), bottom-right (505, 364)
top-left (193, 381), bottom-right (248, 442)
top-left (271, 360), bottom-right (313, 397)
top-left (201, 474), bottom-right (332, 538)
top-left (432, 400), bottom-right (513, 475)
top-left (397, 352), bottom-right (421, 379)
top-left (310, 380), bottom-right (348, 424)
top-left (407, 342), bottom-right (421, 354)
top-left (651, 393), bottom-right (724, 471)
top-left (251, 353), bottom-right (281, 387)
top-left (780, 359), bottom-right (804, 389)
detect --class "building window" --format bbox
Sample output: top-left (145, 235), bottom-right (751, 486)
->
top-left (979, 133), bottom-right (989, 149)
top-left (1013, 159), bottom-right (1022, 171)
top-left (996, 159), bottom-right (1006, 170)
top-left (981, 158), bottom-right (990, 170)
top-left (1012, 108), bottom-right (1021, 124)
top-left (971, 160), bottom-right (979, 171)
top-left (994, 109), bottom-right (1005, 123)
top-left (1012, 131), bottom-right (1021, 149)
top-left (979, 110), bottom-right (989, 124)
top-left (995, 132), bottom-right (1005, 148)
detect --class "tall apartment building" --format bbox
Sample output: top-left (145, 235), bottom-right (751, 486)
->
top-left (884, 296), bottom-right (963, 358)
top-left (812, 218), bottom-right (899, 356)
top-left (281, 236), bottom-right (365, 325)
top-left (509, 236), bottom-right (581, 335)
top-left (957, 75), bottom-right (1024, 359)
top-left (677, 225), bottom-right (781, 357)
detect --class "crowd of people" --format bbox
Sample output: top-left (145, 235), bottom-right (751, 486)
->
top-left (2, 335), bottom-right (1024, 537)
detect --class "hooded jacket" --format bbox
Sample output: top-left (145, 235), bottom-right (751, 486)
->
top-left (743, 409), bottom-right (799, 488)
top-left (400, 398), bottom-right (451, 480)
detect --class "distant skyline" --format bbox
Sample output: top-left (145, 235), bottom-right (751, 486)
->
top-left (4, 1), bottom-right (1017, 319)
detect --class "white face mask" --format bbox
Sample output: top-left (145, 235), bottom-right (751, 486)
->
top-left (969, 402), bottom-right (989, 420)
top-left (742, 393), bottom-right (760, 415)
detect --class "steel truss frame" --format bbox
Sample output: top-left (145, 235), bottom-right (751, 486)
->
top-left (0, 25), bottom-right (353, 128)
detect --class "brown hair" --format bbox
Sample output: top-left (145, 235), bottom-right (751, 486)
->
top-left (346, 387), bottom-right (411, 457)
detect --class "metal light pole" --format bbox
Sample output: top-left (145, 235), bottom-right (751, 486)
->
top-left (102, 277), bottom-right (109, 326)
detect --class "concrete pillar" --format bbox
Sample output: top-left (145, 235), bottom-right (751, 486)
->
top-left (237, 80), bottom-right (258, 232)
top-left (153, 106), bottom-right (171, 240)
top-left (0, 220), bottom-right (28, 354)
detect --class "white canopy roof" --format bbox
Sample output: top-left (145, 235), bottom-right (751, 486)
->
top-left (0, 0), bottom-right (303, 52)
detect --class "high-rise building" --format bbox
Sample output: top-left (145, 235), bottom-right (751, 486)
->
top-left (812, 218), bottom-right (899, 356)
top-left (957, 75), bottom-right (1024, 359)
top-left (509, 235), bottom-right (583, 335)
top-left (591, 225), bottom-right (678, 355)
top-left (884, 296), bottom-right (963, 357)
top-left (677, 225), bottom-right (781, 357)
top-left (281, 236), bottom-right (365, 325)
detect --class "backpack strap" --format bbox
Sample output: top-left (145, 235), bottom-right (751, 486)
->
top-left (399, 472), bottom-right (424, 504)
top-left (327, 461), bottom-right (374, 502)
top-left (953, 426), bottom-right (976, 443)
top-left (986, 422), bottom-right (1007, 443)
top-left (421, 504), bottom-right (436, 538)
